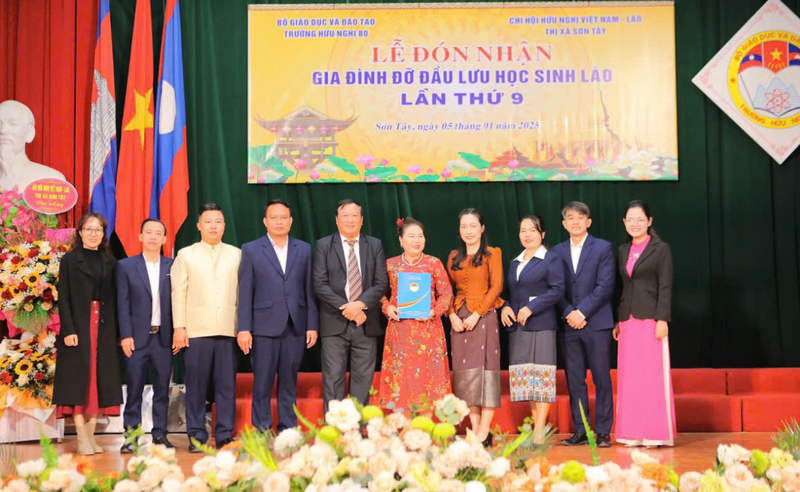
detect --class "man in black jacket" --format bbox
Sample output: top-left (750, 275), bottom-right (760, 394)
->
top-left (313, 199), bottom-right (388, 411)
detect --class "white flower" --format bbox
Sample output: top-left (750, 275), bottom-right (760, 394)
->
top-left (782, 462), bottom-right (800, 492)
top-left (16, 373), bottom-right (29, 386)
top-left (438, 479), bottom-right (466, 492)
top-left (366, 418), bottom-right (393, 440)
top-left (367, 452), bottom-right (398, 477)
top-left (139, 466), bottom-right (167, 491)
top-left (550, 483), bottom-right (577, 492)
top-left (355, 438), bottom-right (376, 458)
top-left (433, 394), bottom-right (470, 421)
top-left (312, 466), bottom-right (334, 487)
top-left (179, 478), bottom-right (209, 492)
top-left (114, 480), bottom-right (143, 492)
top-left (386, 412), bottom-right (409, 431)
top-left (403, 429), bottom-right (433, 451)
top-left (160, 479), bottom-right (181, 492)
top-left (127, 456), bottom-right (146, 473)
top-left (40, 333), bottom-right (56, 349)
top-left (16, 458), bottom-right (46, 477)
top-left (325, 399), bottom-right (361, 432)
top-left (767, 468), bottom-right (782, 483)
top-left (274, 428), bottom-right (304, 456)
top-left (725, 463), bottom-right (755, 491)
top-left (149, 444), bottom-right (176, 462)
top-left (464, 481), bottom-right (487, 492)
top-left (214, 450), bottom-right (237, 470)
top-left (263, 471), bottom-right (290, 492)
top-left (487, 457), bottom-right (511, 478)
top-left (41, 469), bottom-right (85, 492)
top-left (717, 444), bottom-right (751, 467)
top-left (431, 453), bottom-right (460, 479)
top-left (5, 479), bottom-right (30, 492)
top-left (191, 456), bottom-right (215, 476)
top-left (631, 450), bottom-right (659, 467)
top-left (368, 472), bottom-right (399, 492)
top-left (585, 465), bottom-right (610, 485)
top-left (678, 471), bottom-right (702, 492)
top-left (340, 430), bottom-right (363, 456)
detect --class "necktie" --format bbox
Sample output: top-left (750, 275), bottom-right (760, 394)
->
top-left (346, 239), bottom-right (362, 301)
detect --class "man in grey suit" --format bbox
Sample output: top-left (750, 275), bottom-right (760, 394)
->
top-left (313, 199), bottom-right (388, 411)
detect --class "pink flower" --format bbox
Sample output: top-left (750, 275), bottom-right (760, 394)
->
top-left (257, 177), bottom-right (267, 184)
top-left (508, 159), bottom-right (519, 169)
top-left (367, 176), bottom-right (381, 183)
top-left (427, 168), bottom-right (435, 174)
top-left (365, 162), bottom-right (376, 170)
top-left (379, 159), bottom-right (389, 166)
top-left (407, 165), bottom-right (422, 174)
top-left (584, 156), bottom-right (597, 167)
top-left (310, 171), bottom-right (321, 181)
top-left (295, 160), bottom-right (308, 170)
top-left (357, 154), bottom-right (376, 168)
top-left (441, 168), bottom-right (452, 178)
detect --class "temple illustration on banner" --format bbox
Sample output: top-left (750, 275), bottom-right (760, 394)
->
top-left (255, 105), bottom-right (357, 166)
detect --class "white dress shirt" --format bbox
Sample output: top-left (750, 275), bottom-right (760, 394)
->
top-left (340, 235), bottom-right (361, 300)
top-left (515, 245), bottom-right (547, 281)
top-left (144, 256), bottom-right (161, 326)
top-left (268, 234), bottom-right (288, 273)
top-left (570, 233), bottom-right (588, 274)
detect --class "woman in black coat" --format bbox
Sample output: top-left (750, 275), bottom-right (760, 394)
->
top-left (53, 213), bottom-right (122, 455)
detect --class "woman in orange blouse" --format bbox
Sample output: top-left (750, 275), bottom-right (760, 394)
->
top-left (447, 208), bottom-right (504, 446)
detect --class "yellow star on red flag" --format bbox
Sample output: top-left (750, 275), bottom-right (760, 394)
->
top-left (123, 88), bottom-right (154, 149)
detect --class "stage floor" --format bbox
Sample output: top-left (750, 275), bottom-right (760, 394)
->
top-left (7, 433), bottom-right (775, 475)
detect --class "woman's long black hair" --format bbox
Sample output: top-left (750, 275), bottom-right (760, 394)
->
top-left (450, 208), bottom-right (491, 270)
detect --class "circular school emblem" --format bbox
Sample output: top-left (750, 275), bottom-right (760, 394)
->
top-left (409, 282), bottom-right (420, 293)
top-left (728, 31), bottom-right (800, 128)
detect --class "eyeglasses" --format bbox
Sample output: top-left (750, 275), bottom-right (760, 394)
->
top-left (625, 218), bottom-right (648, 225)
top-left (82, 228), bottom-right (104, 236)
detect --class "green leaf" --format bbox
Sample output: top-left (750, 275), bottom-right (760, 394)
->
top-left (448, 176), bottom-right (480, 182)
top-left (248, 145), bottom-right (272, 165)
top-left (315, 178), bottom-right (347, 183)
top-left (365, 166), bottom-right (399, 178)
top-left (265, 156), bottom-right (295, 177)
top-left (413, 174), bottom-right (440, 182)
top-left (327, 156), bottom-right (360, 176)
top-left (458, 152), bottom-right (491, 170)
top-left (387, 174), bottom-right (410, 182)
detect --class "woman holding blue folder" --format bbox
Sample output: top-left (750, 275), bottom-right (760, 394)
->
top-left (500, 215), bottom-right (565, 444)
top-left (377, 218), bottom-right (454, 413)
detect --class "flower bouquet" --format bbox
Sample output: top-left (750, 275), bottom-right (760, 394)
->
top-left (0, 241), bottom-right (68, 335)
top-left (0, 332), bottom-right (56, 420)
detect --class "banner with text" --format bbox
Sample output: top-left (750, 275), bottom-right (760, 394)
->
top-left (247, 2), bottom-right (677, 184)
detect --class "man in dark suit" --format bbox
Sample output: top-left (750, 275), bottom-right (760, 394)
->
top-left (238, 199), bottom-right (319, 432)
top-left (116, 219), bottom-right (175, 452)
top-left (313, 198), bottom-right (388, 411)
top-left (552, 201), bottom-right (616, 448)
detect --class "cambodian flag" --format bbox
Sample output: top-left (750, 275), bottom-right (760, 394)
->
top-left (151, 0), bottom-right (189, 257)
top-left (88, 0), bottom-right (118, 236)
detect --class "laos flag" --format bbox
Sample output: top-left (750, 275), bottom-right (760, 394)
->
top-left (151, 0), bottom-right (189, 257)
top-left (88, 0), bottom-right (118, 236)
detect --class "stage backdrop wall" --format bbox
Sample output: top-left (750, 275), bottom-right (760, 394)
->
top-left (6, 0), bottom-right (799, 373)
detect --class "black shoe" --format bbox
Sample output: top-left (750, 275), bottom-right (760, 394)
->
top-left (120, 442), bottom-right (134, 454)
top-left (188, 440), bottom-right (204, 454)
top-left (216, 438), bottom-right (234, 448)
top-left (481, 434), bottom-right (493, 448)
top-left (596, 433), bottom-right (612, 448)
top-left (153, 436), bottom-right (176, 449)
top-left (561, 432), bottom-right (589, 446)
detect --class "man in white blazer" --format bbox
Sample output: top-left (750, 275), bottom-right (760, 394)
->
top-left (171, 203), bottom-right (241, 451)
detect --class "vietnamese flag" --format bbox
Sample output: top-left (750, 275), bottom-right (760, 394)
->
top-left (115, 0), bottom-right (154, 256)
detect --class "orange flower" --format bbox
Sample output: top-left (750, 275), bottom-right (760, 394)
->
top-left (526, 456), bottom-right (550, 476)
top-left (73, 455), bottom-right (93, 474)
top-left (641, 462), bottom-right (670, 490)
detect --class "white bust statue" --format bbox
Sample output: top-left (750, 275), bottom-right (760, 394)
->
top-left (0, 100), bottom-right (66, 191)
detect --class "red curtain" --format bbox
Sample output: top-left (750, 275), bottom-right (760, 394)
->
top-left (0, 0), bottom-right (97, 226)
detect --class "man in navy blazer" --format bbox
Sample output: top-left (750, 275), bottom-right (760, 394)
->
top-left (553, 202), bottom-right (615, 448)
top-left (237, 199), bottom-right (319, 432)
top-left (116, 219), bottom-right (175, 452)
